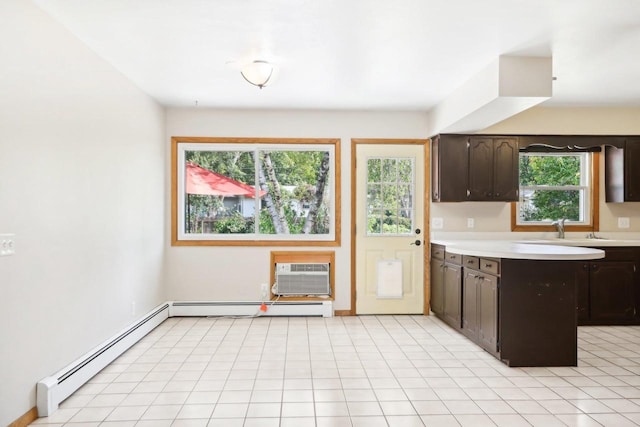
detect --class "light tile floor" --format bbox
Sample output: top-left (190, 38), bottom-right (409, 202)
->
top-left (30, 315), bottom-right (640, 427)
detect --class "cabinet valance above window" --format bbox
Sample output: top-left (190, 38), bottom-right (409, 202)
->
top-left (517, 135), bottom-right (626, 152)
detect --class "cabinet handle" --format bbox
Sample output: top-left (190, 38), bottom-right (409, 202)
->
top-left (495, 192), bottom-right (500, 197)
top-left (466, 189), bottom-right (470, 197)
top-left (484, 263), bottom-right (492, 268)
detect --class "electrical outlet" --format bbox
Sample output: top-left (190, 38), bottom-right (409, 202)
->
top-left (0, 234), bottom-right (15, 257)
top-left (467, 218), bottom-right (475, 228)
top-left (260, 283), bottom-right (270, 300)
top-left (432, 217), bottom-right (444, 229)
top-left (618, 217), bottom-right (630, 229)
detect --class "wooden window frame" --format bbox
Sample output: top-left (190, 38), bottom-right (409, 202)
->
top-left (171, 136), bottom-right (341, 246)
top-left (511, 152), bottom-right (600, 232)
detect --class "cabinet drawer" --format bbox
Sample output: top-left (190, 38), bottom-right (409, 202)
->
top-left (463, 256), bottom-right (479, 270)
top-left (480, 258), bottom-right (500, 275)
top-left (445, 252), bottom-right (462, 265)
top-left (602, 247), bottom-right (639, 262)
top-left (431, 244), bottom-right (445, 260)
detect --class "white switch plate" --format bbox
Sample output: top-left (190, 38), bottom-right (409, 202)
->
top-left (0, 234), bottom-right (16, 257)
top-left (467, 218), bottom-right (475, 228)
top-left (432, 217), bottom-right (444, 229)
top-left (618, 217), bottom-right (630, 229)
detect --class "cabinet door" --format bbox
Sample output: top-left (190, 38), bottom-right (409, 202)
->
top-left (625, 138), bottom-right (640, 201)
top-left (443, 263), bottom-right (462, 328)
top-left (468, 137), bottom-right (494, 200)
top-left (432, 135), bottom-right (469, 201)
top-left (492, 138), bottom-right (519, 201)
top-left (430, 258), bottom-right (445, 315)
top-left (462, 270), bottom-right (479, 340)
top-left (590, 261), bottom-right (636, 322)
top-left (478, 274), bottom-right (498, 353)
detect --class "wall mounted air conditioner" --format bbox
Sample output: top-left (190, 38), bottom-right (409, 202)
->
top-left (275, 263), bottom-right (330, 296)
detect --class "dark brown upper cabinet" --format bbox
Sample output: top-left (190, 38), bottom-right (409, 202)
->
top-left (468, 137), bottom-right (519, 201)
top-left (431, 134), bottom-right (518, 202)
top-left (431, 134), bottom-right (468, 202)
top-left (606, 137), bottom-right (640, 202)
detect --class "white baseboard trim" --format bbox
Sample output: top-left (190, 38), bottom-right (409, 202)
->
top-left (169, 300), bottom-right (334, 318)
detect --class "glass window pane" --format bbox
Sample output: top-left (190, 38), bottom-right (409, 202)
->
top-left (382, 159), bottom-right (397, 182)
top-left (519, 155), bottom-right (581, 186)
top-left (368, 213), bottom-right (382, 234)
top-left (367, 184), bottom-right (382, 209)
top-left (184, 150), bottom-right (255, 234)
top-left (257, 150), bottom-right (331, 235)
top-left (382, 184), bottom-right (399, 210)
top-left (398, 159), bottom-right (413, 182)
top-left (519, 189), bottom-right (582, 222)
top-left (368, 158), bottom-right (381, 182)
top-left (383, 211), bottom-right (398, 234)
top-left (398, 210), bottom-right (412, 234)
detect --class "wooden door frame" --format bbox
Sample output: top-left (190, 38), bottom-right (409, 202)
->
top-left (348, 138), bottom-right (431, 316)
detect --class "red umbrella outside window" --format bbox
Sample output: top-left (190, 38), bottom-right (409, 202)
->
top-left (186, 162), bottom-right (266, 197)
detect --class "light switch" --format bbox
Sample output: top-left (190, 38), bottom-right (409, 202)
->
top-left (432, 218), bottom-right (444, 229)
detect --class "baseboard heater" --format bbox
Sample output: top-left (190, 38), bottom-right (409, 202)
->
top-left (36, 303), bottom-right (170, 416)
top-left (169, 300), bottom-right (333, 318)
top-left (36, 299), bottom-right (332, 417)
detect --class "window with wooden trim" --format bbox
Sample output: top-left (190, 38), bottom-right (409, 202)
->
top-left (512, 152), bottom-right (599, 231)
top-left (171, 137), bottom-right (340, 246)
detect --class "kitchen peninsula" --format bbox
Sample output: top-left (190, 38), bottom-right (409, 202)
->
top-left (430, 241), bottom-right (604, 367)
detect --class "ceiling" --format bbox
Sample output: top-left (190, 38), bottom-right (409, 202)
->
top-left (34, 0), bottom-right (640, 111)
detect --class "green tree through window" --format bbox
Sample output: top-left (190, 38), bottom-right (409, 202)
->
top-left (518, 153), bottom-right (589, 224)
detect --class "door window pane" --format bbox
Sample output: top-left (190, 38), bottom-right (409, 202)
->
top-left (366, 157), bottom-right (414, 235)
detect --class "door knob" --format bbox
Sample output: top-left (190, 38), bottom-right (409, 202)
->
top-left (410, 239), bottom-right (422, 246)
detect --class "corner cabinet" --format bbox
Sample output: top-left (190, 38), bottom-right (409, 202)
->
top-left (605, 137), bottom-right (640, 202)
top-left (431, 134), bottom-right (519, 202)
top-left (577, 247), bottom-right (640, 325)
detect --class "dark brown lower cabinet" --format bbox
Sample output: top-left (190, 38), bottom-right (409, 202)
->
top-left (462, 269), bottom-right (479, 339)
top-left (477, 273), bottom-right (498, 354)
top-left (500, 259), bottom-right (579, 367)
top-left (430, 244), bottom-right (601, 366)
top-left (577, 247), bottom-right (639, 326)
top-left (443, 261), bottom-right (462, 329)
top-left (463, 264), bottom-right (498, 355)
top-left (430, 257), bottom-right (445, 316)
top-left (589, 261), bottom-right (636, 322)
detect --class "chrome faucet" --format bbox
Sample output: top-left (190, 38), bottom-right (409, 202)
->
top-left (552, 218), bottom-right (566, 239)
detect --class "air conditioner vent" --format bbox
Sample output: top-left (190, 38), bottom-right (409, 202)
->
top-left (275, 262), bottom-right (330, 296)
top-left (290, 263), bottom-right (329, 273)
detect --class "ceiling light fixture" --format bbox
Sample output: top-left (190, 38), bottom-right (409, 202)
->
top-left (240, 60), bottom-right (274, 89)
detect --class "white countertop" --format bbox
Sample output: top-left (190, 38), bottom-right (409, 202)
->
top-left (432, 240), bottom-right (605, 260)
top-left (516, 238), bottom-right (640, 247)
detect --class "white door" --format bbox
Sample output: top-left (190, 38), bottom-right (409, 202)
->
top-left (355, 143), bottom-right (425, 314)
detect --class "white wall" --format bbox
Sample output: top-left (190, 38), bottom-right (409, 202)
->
top-left (165, 109), bottom-right (429, 311)
top-left (0, 1), bottom-right (165, 424)
top-left (431, 106), bottom-right (640, 234)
